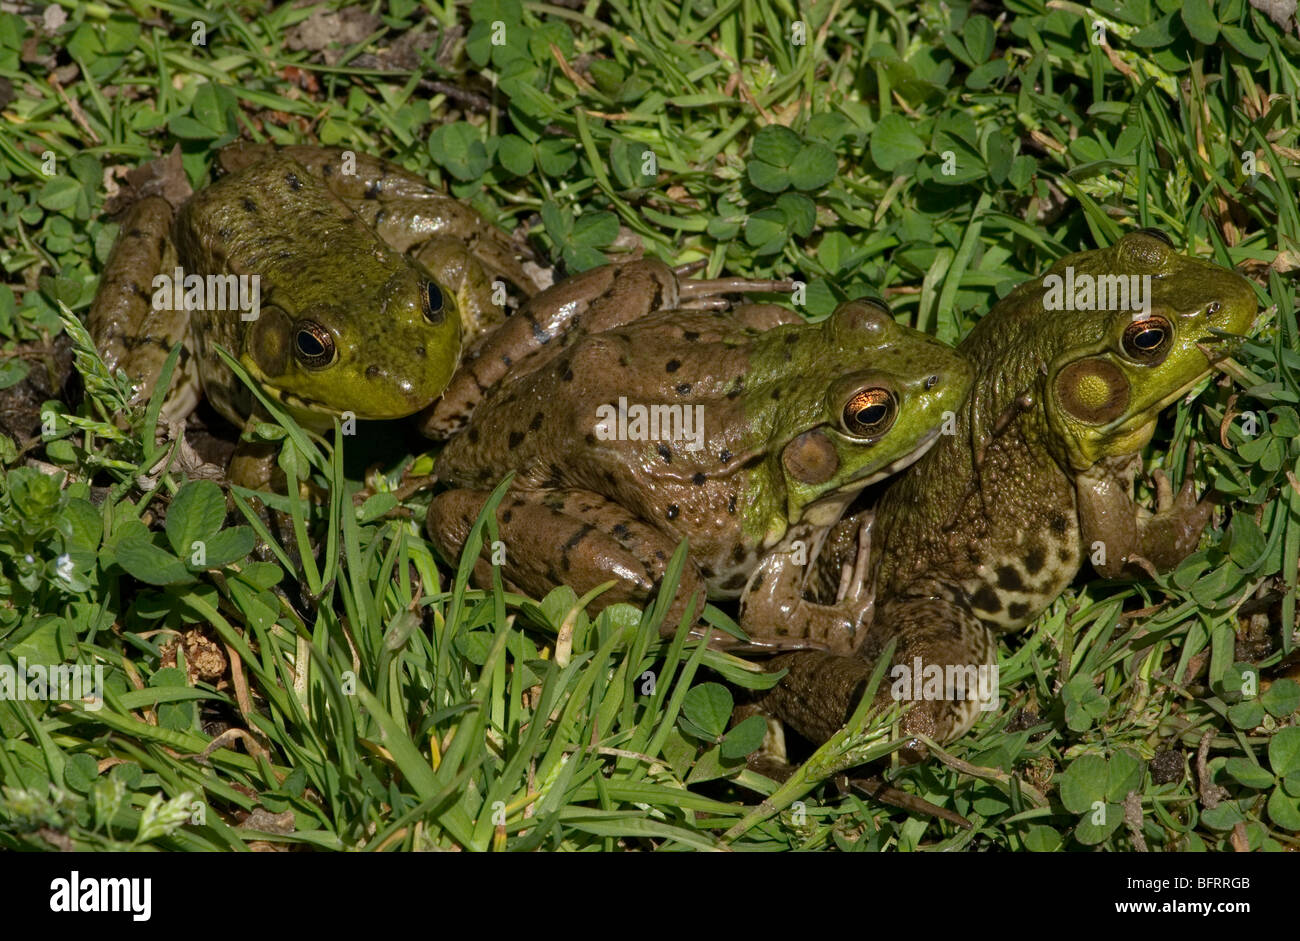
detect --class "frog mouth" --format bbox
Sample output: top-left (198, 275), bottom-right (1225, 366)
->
top-left (1105, 358), bottom-right (1219, 438)
top-left (844, 427), bottom-right (941, 490)
top-left (1104, 329), bottom-right (1250, 438)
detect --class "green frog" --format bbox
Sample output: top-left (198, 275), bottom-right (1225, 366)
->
top-left (89, 144), bottom-right (537, 485)
top-left (425, 272), bottom-right (973, 643)
top-left (749, 229), bottom-right (1258, 751)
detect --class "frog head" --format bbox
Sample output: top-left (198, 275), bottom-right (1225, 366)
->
top-left (241, 260), bottom-right (463, 429)
top-left (1035, 229), bottom-right (1258, 471)
top-left (177, 153), bottom-right (465, 431)
top-left (762, 300), bottom-right (973, 531)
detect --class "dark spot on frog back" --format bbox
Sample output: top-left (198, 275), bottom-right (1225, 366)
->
top-left (285, 172), bottom-right (302, 191)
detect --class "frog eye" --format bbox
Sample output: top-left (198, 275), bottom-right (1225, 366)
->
top-left (841, 387), bottom-right (897, 438)
top-left (294, 321), bottom-right (336, 369)
top-left (1122, 315), bottom-right (1173, 362)
top-left (421, 282), bottom-right (445, 325)
top-left (1136, 227), bottom-right (1174, 247)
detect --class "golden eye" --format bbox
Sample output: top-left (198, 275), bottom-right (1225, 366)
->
top-left (1122, 315), bottom-right (1172, 361)
top-left (421, 281), bottom-right (445, 324)
top-left (842, 387), bottom-right (896, 437)
top-left (1136, 226), bottom-right (1174, 247)
top-left (294, 320), bottom-right (336, 369)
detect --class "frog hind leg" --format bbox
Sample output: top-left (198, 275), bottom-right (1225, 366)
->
top-left (427, 486), bottom-right (709, 637)
top-left (420, 260), bottom-right (680, 439)
top-left (88, 197), bottom-right (199, 426)
top-left (750, 592), bottom-right (997, 756)
top-left (674, 268), bottom-right (797, 309)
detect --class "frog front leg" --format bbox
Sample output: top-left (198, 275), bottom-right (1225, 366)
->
top-left (1075, 451), bottom-right (1213, 577)
top-left (736, 517), bottom-right (875, 655)
top-left (749, 591), bottom-right (998, 755)
top-left (427, 485), bottom-right (713, 638)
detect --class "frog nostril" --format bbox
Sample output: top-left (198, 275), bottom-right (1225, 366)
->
top-left (414, 345), bottom-right (427, 358)
top-left (925, 375), bottom-right (939, 389)
top-left (1206, 301), bottom-right (1221, 315)
top-left (365, 364), bottom-right (381, 380)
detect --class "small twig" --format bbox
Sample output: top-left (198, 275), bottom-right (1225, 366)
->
top-left (418, 80), bottom-right (492, 113)
top-left (846, 775), bottom-right (973, 830)
top-left (922, 737), bottom-right (1050, 808)
top-left (1123, 790), bottom-right (1149, 851)
top-left (1196, 730), bottom-right (1228, 809)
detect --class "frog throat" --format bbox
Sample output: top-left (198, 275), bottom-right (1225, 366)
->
top-left (768, 427), bottom-right (942, 548)
top-left (1051, 361), bottom-right (1213, 469)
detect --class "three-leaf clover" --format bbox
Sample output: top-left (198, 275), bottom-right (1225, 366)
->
top-left (111, 480), bottom-right (253, 586)
top-left (746, 125), bottom-right (837, 194)
top-left (679, 682), bottom-right (766, 760)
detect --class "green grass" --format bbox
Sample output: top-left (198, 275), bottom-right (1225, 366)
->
top-left (1, 0), bottom-right (1299, 851)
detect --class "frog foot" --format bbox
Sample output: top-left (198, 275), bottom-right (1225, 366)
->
top-left (1141, 449), bottom-right (1214, 570)
top-left (751, 595), bottom-right (997, 758)
top-left (834, 512), bottom-right (875, 608)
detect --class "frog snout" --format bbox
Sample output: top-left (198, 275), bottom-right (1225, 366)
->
top-left (362, 362), bottom-right (419, 398)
